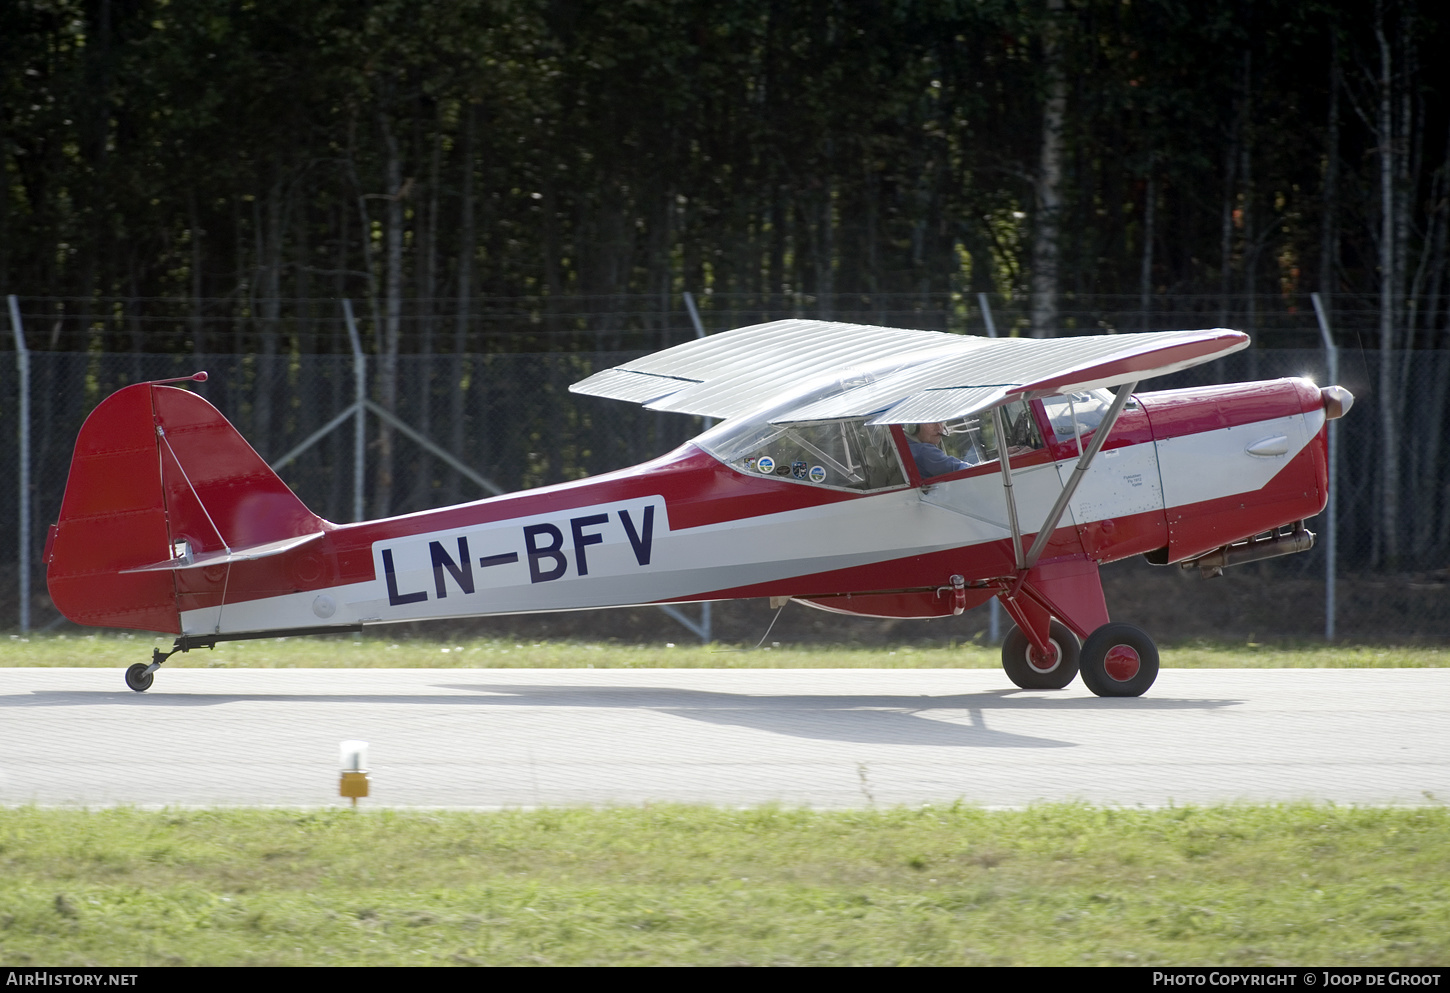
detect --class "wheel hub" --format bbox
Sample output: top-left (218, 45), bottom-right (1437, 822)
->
top-left (1103, 644), bottom-right (1141, 681)
top-left (1028, 642), bottom-right (1060, 672)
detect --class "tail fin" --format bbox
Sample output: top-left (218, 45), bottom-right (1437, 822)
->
top-left (46, 382), bottom-right (324, 633)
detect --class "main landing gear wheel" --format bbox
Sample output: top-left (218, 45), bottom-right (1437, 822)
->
top-left (1001, 619), bottom-right (1080, 690)
top-left (124, 663), bottom-right (154, 693)
top-left (1080, 622), bottom-right (1159, 697)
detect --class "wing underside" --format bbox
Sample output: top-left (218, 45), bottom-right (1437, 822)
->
top-left (569, 319), bottom-right (1249, 424)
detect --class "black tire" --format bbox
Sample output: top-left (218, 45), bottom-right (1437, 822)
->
top-left (1080, 622), bottom-right (1159, 697)
top-left (1001, 620), bottom-right (1080, 690)
top-left (125, 663), bottom-right (154, 693)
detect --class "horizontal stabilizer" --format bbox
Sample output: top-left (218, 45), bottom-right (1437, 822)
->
top-left (121, 531), bottom-right (325, 574)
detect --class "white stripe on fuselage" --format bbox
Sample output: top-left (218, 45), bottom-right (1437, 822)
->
top-left (1155, 407), bottom-right (1321, 510)
top-left (181, 408), bottom-right (1318, 635)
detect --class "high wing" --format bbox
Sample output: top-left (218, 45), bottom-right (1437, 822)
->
top-left (569, 319), bottom-right (1249, 423)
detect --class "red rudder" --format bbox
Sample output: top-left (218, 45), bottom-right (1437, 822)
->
top-left (46, 383), bottom-right (323, 634)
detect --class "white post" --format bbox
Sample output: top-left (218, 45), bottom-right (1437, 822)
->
top-left (342, 299), bottom-right (367, 523)
top-left (9, 295), bottom-right (29, 633)
top-left (1311, 292), bottom-right (1338, 641)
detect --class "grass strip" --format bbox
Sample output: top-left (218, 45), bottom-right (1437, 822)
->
top-left (0, 804), bottom-right (1446, 966)
top-left (5, 632), bottom-right (1449, 669)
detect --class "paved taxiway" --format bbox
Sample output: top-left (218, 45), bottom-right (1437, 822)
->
top-left (2, 668), bottom-right (1445, 808)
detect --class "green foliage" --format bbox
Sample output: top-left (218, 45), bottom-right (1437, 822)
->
top-left (4, 0), bottom-right (1445, 352)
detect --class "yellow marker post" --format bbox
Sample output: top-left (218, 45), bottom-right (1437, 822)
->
top-left (339, 739), bottom-right (370, 808)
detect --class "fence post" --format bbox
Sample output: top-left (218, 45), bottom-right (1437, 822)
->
top-left (1311, 292), bottom-right (1338, 642)
top-left (978, 293), bottom-right (1002, 645)
top-left (342, 299), bottom-right (367, 523)
top-left (680, 291), bottom-right (713, 644)
top-left (977, 292), bottom-right (999, 340)
top-left (8, 295), bottom-right (29, 633)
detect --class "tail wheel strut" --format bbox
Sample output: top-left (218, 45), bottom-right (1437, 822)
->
top-left (124, 642), bottom-right (186, 693)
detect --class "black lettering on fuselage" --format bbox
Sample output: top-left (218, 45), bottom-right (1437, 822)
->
top-left (570, 513), bottom-right (609, 576)
top-left (383, 548), bottom-right (428, 606)
top-left (430, 537), bottom-right (474, 598)
top-left (619, 505), bottom-right (655, 565)
top-left (524, 523), bottom-right (568, 583)
top-left (385, 502), bottom-right (658, 597)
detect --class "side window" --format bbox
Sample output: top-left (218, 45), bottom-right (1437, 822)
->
top-left (722, 419), bottom-right (908, 491)
top-left (934, 400), bottom-right (1044, 466)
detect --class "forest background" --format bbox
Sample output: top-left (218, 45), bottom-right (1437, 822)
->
top-left (1, 0), bottom-right (1448, 605)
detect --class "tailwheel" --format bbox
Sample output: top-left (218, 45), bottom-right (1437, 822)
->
top-left (1001, 619), bottom-right (1080, 690)
top-left (124, 663), bottom-right (155, 693)
top-left (1080, 623), bottom-right (1159, 697)
top-left (125, 644), bottom-right (177, 693)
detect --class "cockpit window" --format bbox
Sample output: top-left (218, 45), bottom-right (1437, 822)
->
top-left (703, 417), bottom-right (908, 491)
top-left (928, 399), bottom-right (1044, 467)
top-left (695, 371), bottom-right (910, 491)
top-left (1041, 389), bottom-right (1114, 449)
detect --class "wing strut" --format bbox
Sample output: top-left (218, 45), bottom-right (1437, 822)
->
top-left (1019, 380), bottom-right (1138, 573)
top-left (991, 405), bottom-right (1026, 571)
top-left (991, 381), bottom-right (1138, 653)
top-left (990, 381), bottom-right (1138, 577)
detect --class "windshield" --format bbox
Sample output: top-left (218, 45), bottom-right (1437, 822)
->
top-left (1041, 389), bottom-right (1115, 449)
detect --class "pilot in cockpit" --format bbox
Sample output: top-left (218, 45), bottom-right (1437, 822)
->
top-left (907, 422), bottom-right (977, 479)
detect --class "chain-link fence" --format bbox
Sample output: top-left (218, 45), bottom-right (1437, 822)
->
top-left (4, 311), bottom-right (1447, 642)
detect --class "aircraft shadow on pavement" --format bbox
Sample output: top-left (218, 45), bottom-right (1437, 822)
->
top-left (446, 684), bottom-right (1238, 748)
top-left (3, 683), bottom-right (1240, 750)
top-left (5, 684), bottom-right (1241, 748)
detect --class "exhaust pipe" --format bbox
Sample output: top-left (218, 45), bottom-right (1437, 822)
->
top-left (1183, 521), bottom-right (1315, 578)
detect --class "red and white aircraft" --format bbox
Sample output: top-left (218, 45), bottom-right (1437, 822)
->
top-left (45, 320), bottom-right (1351, 696)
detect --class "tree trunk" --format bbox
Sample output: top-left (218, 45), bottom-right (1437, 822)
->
top-left (0, 131), bottom-right (9, 289)
top-left (1375, 0), bottom-right (1401, 566)
top-left (1139, 162), bottom-right (1155, 332)
top-left (1218, 139), bottom-right (1237, 329)
top-left (1319, 32), bottom-right (1340, 300)
top-left (449, 104), bottom-right (476, 504)
top-left (375, 111), bottom-right (405, 519)
top-left (254, 173), bottom-right (286, 459)
top-left (1031, 0), bottom-right (1066, 338)
top-left (408, 124), bottom-right (443, 512)
top-left (188, 191), bottom-right (206, 361)
top-left (815, 176), bottom-right (835, 319)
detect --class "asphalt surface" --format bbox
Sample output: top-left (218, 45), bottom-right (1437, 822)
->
top-left (2, 667), bottom-right (1445, 808)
